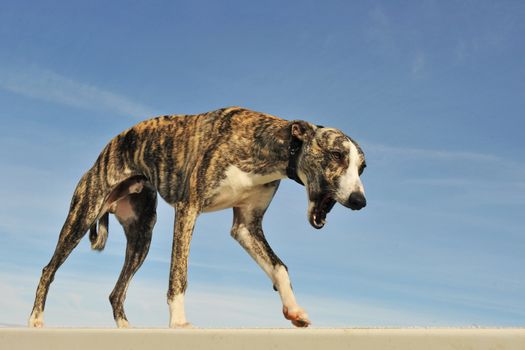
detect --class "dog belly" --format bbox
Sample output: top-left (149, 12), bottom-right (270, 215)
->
top-left (203, 189), bottom-right (251, 212)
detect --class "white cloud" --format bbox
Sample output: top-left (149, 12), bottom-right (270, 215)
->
top-left (363, 142), bottom-right (525, 208)
top-left (366, 5), bottom-right (397, 55)
top-left (369, 5), bottom-right (389, 28)
top-left (411, 52), bottom-right (426, 77)
top-left (455, 39), bottom-right (468, 62)
top-left (364, 142), bottom-right (500, 162)
top-left (0, 268), bottom-right (456, 328)
top-left (0, 279), bottom-right (30, 326)
top-left (0, 65), bottom-right (158, 118)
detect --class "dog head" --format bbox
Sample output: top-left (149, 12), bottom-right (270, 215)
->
top-left (290, 121), bottom-right (367, 229)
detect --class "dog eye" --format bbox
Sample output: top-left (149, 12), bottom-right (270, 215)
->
top-left (359, 163), bottom-right (367, 175)
top-left (331, 151), bottom-right (343, 161)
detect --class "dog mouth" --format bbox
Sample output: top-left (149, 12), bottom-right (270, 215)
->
top-left (309, 193), bottom-right (336, 229)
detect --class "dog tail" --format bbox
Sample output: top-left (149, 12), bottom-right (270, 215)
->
top-left (89, 212), bottom-right (109, 251)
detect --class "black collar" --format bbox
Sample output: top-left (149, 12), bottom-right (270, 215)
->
top-left (286, 136), bottom-right (304, 186)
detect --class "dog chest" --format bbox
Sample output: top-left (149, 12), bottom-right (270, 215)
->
top-left (203, 165), bottom-right (281, 212)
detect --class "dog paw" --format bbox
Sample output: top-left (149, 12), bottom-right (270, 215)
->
top-left (116, 318), bottom-right (130, 329)
top-left (28, 314), bottom-right (44, 328)
top-left (283, 306), bottom-right (311, 328)
top-left (170, 322), bottom-right (193, 329)
top-left (29, 320), bottom-right (44, 328)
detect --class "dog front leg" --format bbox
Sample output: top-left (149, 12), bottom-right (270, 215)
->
top-left (231, 206), bottom-right (311, 327)
top-left (167, 204), bottom-right (198, 328)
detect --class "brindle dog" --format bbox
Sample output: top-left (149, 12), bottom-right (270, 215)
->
top-left (28, 107), bottom-right (366, 328)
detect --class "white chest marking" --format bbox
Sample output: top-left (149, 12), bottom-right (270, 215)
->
top-left (204, 166), bottom-right (281, 212)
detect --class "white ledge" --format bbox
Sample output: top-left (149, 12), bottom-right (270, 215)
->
top-left (1, 328), bottom-right (524, 350)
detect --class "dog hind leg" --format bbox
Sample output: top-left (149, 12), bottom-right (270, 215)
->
top-left (28, 171), bottom-right (107, 328)
top-left (109, 182), bottom-right (157, 328)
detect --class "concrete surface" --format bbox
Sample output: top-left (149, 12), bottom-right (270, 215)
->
top-left (1, 328), bottom-right (524, 350)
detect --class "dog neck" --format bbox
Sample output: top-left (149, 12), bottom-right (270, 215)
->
top-left (251, 121), bottom-right (305, 185)
top-left (286, 135), bottom-right (304, 186)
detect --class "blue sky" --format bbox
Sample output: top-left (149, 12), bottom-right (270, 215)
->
top-left (0, 0), bottom-right (524, 328)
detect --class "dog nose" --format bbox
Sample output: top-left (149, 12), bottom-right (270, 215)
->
top-left (347, 192), bottom-right (366, 210)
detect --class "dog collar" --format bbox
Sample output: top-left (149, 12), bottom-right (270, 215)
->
top-left (286, 136), bottom-right (304, 186)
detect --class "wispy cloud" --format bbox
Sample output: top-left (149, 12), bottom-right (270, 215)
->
top-left (365, 5), bottom-right (397, 56)
top-left (364, 142), bottom-right (525, 171)
top-left (364, 142), bottom-right (525, 207)
top-left (0, 65), bottom-right (158, 118)
top-left (369, 4), bottom-right (389, 28)
top-left (0, 268), bottom-right (461, 328)
top-left (454, 39), bottom-right (468, 63)
top-left (402, 177), bottom-right (525, 191)
top-left (411, 51), bottom-right (426, 78)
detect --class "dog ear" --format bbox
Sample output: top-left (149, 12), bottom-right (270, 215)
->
top-left (290, 121), bottom-right (316, 141)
